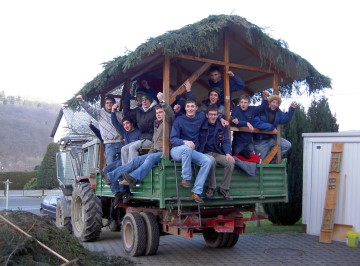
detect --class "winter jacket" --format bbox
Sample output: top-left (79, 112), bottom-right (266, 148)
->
top-left (208, 75), bottom-right (245, 102)
top-left (148, 102), bottom-right (175, 153)
top-left (111, 112), bottom-right (140, 145)
top-left (198, 119), bottom-right (232, 155)
top-left (79, 100), bottom-right (123, 144)
top-left (253, 106), bottom-right (295, 141)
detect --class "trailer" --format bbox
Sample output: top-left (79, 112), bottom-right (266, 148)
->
top-left (54, 15), bottom-right (330, 256)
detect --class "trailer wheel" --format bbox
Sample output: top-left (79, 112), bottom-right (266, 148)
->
top-left (122, 212), bottom-right (147, 256)
top-left (224, 233), bottom-right (239, 247)
top-left (71, 183), bottom-right (103, 242)
top-left (140, 212), bottom-right (160, 255)
top-left (202, 228), bottom-right (226, 248)
top-left (56, 198), bottom-right (72, 232)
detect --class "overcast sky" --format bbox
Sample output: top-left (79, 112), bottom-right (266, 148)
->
top-left (1, 0), bottom-right (359, 131)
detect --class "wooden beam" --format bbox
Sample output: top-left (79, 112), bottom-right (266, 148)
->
top-left (223, 30), bottom-right (231, 123)
top-left (272, 74), bottom-right (281, 163)
top-left (261, 145), bottom-right (279, 164)
top-left (169, 62), bottom-right (211, 104)
top-left (99, 94), bottom-right (105, 170)
top-left (232, 35), bottom-right (293, 83)
top-left (162, 56), bottom-right (170, 158)
top-left (319, 143), bottom-right (344, 244)
top-left (230, 127), bottom-right (277, 134)
top-left (174, 54), bottom-right (274, 74)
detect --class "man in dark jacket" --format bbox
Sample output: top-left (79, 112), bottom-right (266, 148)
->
top-left (198, 106), bottom-right (235, 200)
top-left (208, 65), bottom-right (245, 103)
top-left (231, 91), bottom-right (269, 155)
top-left (253, 95), bottom-right (297, 160)
top-left (123, 92), bottom-right (157, 163)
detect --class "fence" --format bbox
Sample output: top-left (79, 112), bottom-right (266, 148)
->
top-left (0, 190), bottom-right (63, 197)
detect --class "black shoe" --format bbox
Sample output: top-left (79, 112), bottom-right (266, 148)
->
top-left (114, 192), bottom-right (124, 206)
top-left (100, 169), bottom-right (111, 185)
top-left (205, 188), bottom-right (215, 199)
top-left (218, 187), bottom-right (233, 201)
top-left (181, 179), bottom-right (191, 188)
top-left (123, 172), bottom-right (137, 188)
top-left (191, 193), bottom-right (204, 204)
top-left (122, 191), bottom-right (132, 204)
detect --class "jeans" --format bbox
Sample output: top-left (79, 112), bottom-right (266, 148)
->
top-left (121, 139), bottom-right (152, 165)
top-left (104, 142), bottom-right (124, 165)
top-left (254, 137), bottom-right (291, 160)
top-left (232, 142), bottom-right (254, 155)
top-left (205, 152), bottom-right (234, 190)
top-left (107, 152), bottom-right (162, 193)
top-left (170, 145), bottom-right (212, 195)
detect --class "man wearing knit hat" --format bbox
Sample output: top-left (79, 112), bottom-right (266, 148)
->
top-left (253, 94), bottom-right (297, 160)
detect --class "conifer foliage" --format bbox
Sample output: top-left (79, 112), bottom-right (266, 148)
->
top-left (36, 143), bottom-right (59, 189)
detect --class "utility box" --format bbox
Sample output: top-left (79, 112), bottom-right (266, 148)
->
top-left (302, 132), bottom-right (360, 237)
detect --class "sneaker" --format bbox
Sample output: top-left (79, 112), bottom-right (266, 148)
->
top-left (114, 192), bottom-right (124, 206)
top-left (191, 193), bottom-right (204, 204)
top-left (122, 191), bottom-right (132, 204)
top-left (218, 187), bottom-right (233, 201)
top-left (206, 188), bottom-right (215, 199)
top-left (181, 179), bottom-right (191, 188)
top-left (123, 172), bottom-right (137, 188)
top-left (100, 169), bottom-right (111, 185)
top-left (119, 179), bottom-right (130, 186)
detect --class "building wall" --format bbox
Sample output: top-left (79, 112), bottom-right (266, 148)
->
top-left (53, 116), bottom-right (69, 143)
top-left (302, 132), bottom-right (360, 237)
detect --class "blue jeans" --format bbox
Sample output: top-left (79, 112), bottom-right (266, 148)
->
top-left (104, 142), bottom-right (124, 165)
top-left (170, 145), bottom-right (212, 195)
top-left (254, 137), bottom-right (291, 160)
top-left (107, 152), bottom-right (162, 193)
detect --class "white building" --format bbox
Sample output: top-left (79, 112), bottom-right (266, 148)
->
top-left (302, 132), bottom-right (360, 239)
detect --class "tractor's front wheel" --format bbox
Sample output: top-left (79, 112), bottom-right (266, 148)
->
top-left (71, 183), bottom-right (102, 242)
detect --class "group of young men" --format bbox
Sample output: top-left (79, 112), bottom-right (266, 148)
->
top-left (77, 66), bottom-right (297, 204)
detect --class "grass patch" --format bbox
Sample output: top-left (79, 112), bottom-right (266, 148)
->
top-left (244, 212), bottom-right (302, 235)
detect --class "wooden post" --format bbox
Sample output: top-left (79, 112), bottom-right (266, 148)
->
top-left (319, 143), bottom-right (343, 243)
top-left (223, 30), bottom-right (230, 121)
top-left (162, 56), bottom-right (170, 158)
top-left (272, 74), bottom-right (281, 163)
top-left (99, 93), bottom-right (105, 170)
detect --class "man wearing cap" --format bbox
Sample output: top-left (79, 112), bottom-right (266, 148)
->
top-left (76, 95), bottom-right (124, 165)
top-left (123, 91), bottom-right (157, 164)
top-left (253, 95), bottom-right (297, 160)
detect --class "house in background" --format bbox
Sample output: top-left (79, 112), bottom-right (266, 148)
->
top-left (302, 132), bottom-right (360, 241)
top-left (50, 107), bottom-right (99, 143)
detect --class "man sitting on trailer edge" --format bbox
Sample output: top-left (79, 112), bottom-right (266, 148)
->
top-left (198, 105), bottom-right (235, 200)
top-left (170, 99), bottom-right (213, 204)
top-left (253, 95), bottom-right (297, 160)
top-left (102, 92), bottom-right (175, 205)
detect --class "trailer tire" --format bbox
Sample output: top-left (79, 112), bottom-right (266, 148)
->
top-left (140, 212), bottom-right (160, 255)
top-left (224, 233), bottom-right (239, 247)
top-left (203, 228), bottom-right (225, 248)
top-left (56, 198), bottom-right (72, 232)
top-left (71, 183), bottom-right (103, 242)
top-left (122, 212), bottom-right (147, 256)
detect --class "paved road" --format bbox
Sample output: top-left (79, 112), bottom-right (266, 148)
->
top-left (0, 196), bottom-right (42, 215)
top-left (83, 230), bottom-right (360, 265)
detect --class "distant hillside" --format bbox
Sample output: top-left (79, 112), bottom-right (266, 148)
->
top-left (0, 100), bottom-right (61, 171)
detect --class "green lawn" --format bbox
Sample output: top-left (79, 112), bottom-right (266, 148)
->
top-left (244, 212), bottom-right (302, 235)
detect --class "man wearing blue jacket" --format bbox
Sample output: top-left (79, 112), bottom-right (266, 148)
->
top-left (231, 91), bottom-right (269, 155)
top-left (170, 99), bottom-right (212, 204)
top-left (198, 106), bottom-right (235, 200)
top-left (208, 66), bottom-right (245, 103)
top-left (253, 95), bottom-right (297, 160)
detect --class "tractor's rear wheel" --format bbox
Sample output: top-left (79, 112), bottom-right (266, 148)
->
top-left (140, 212), bottom-right (160, 255)
top-left (71, 183), bottom-right (102, 242)
top-left (121, 212), bottom-right (147, 257)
